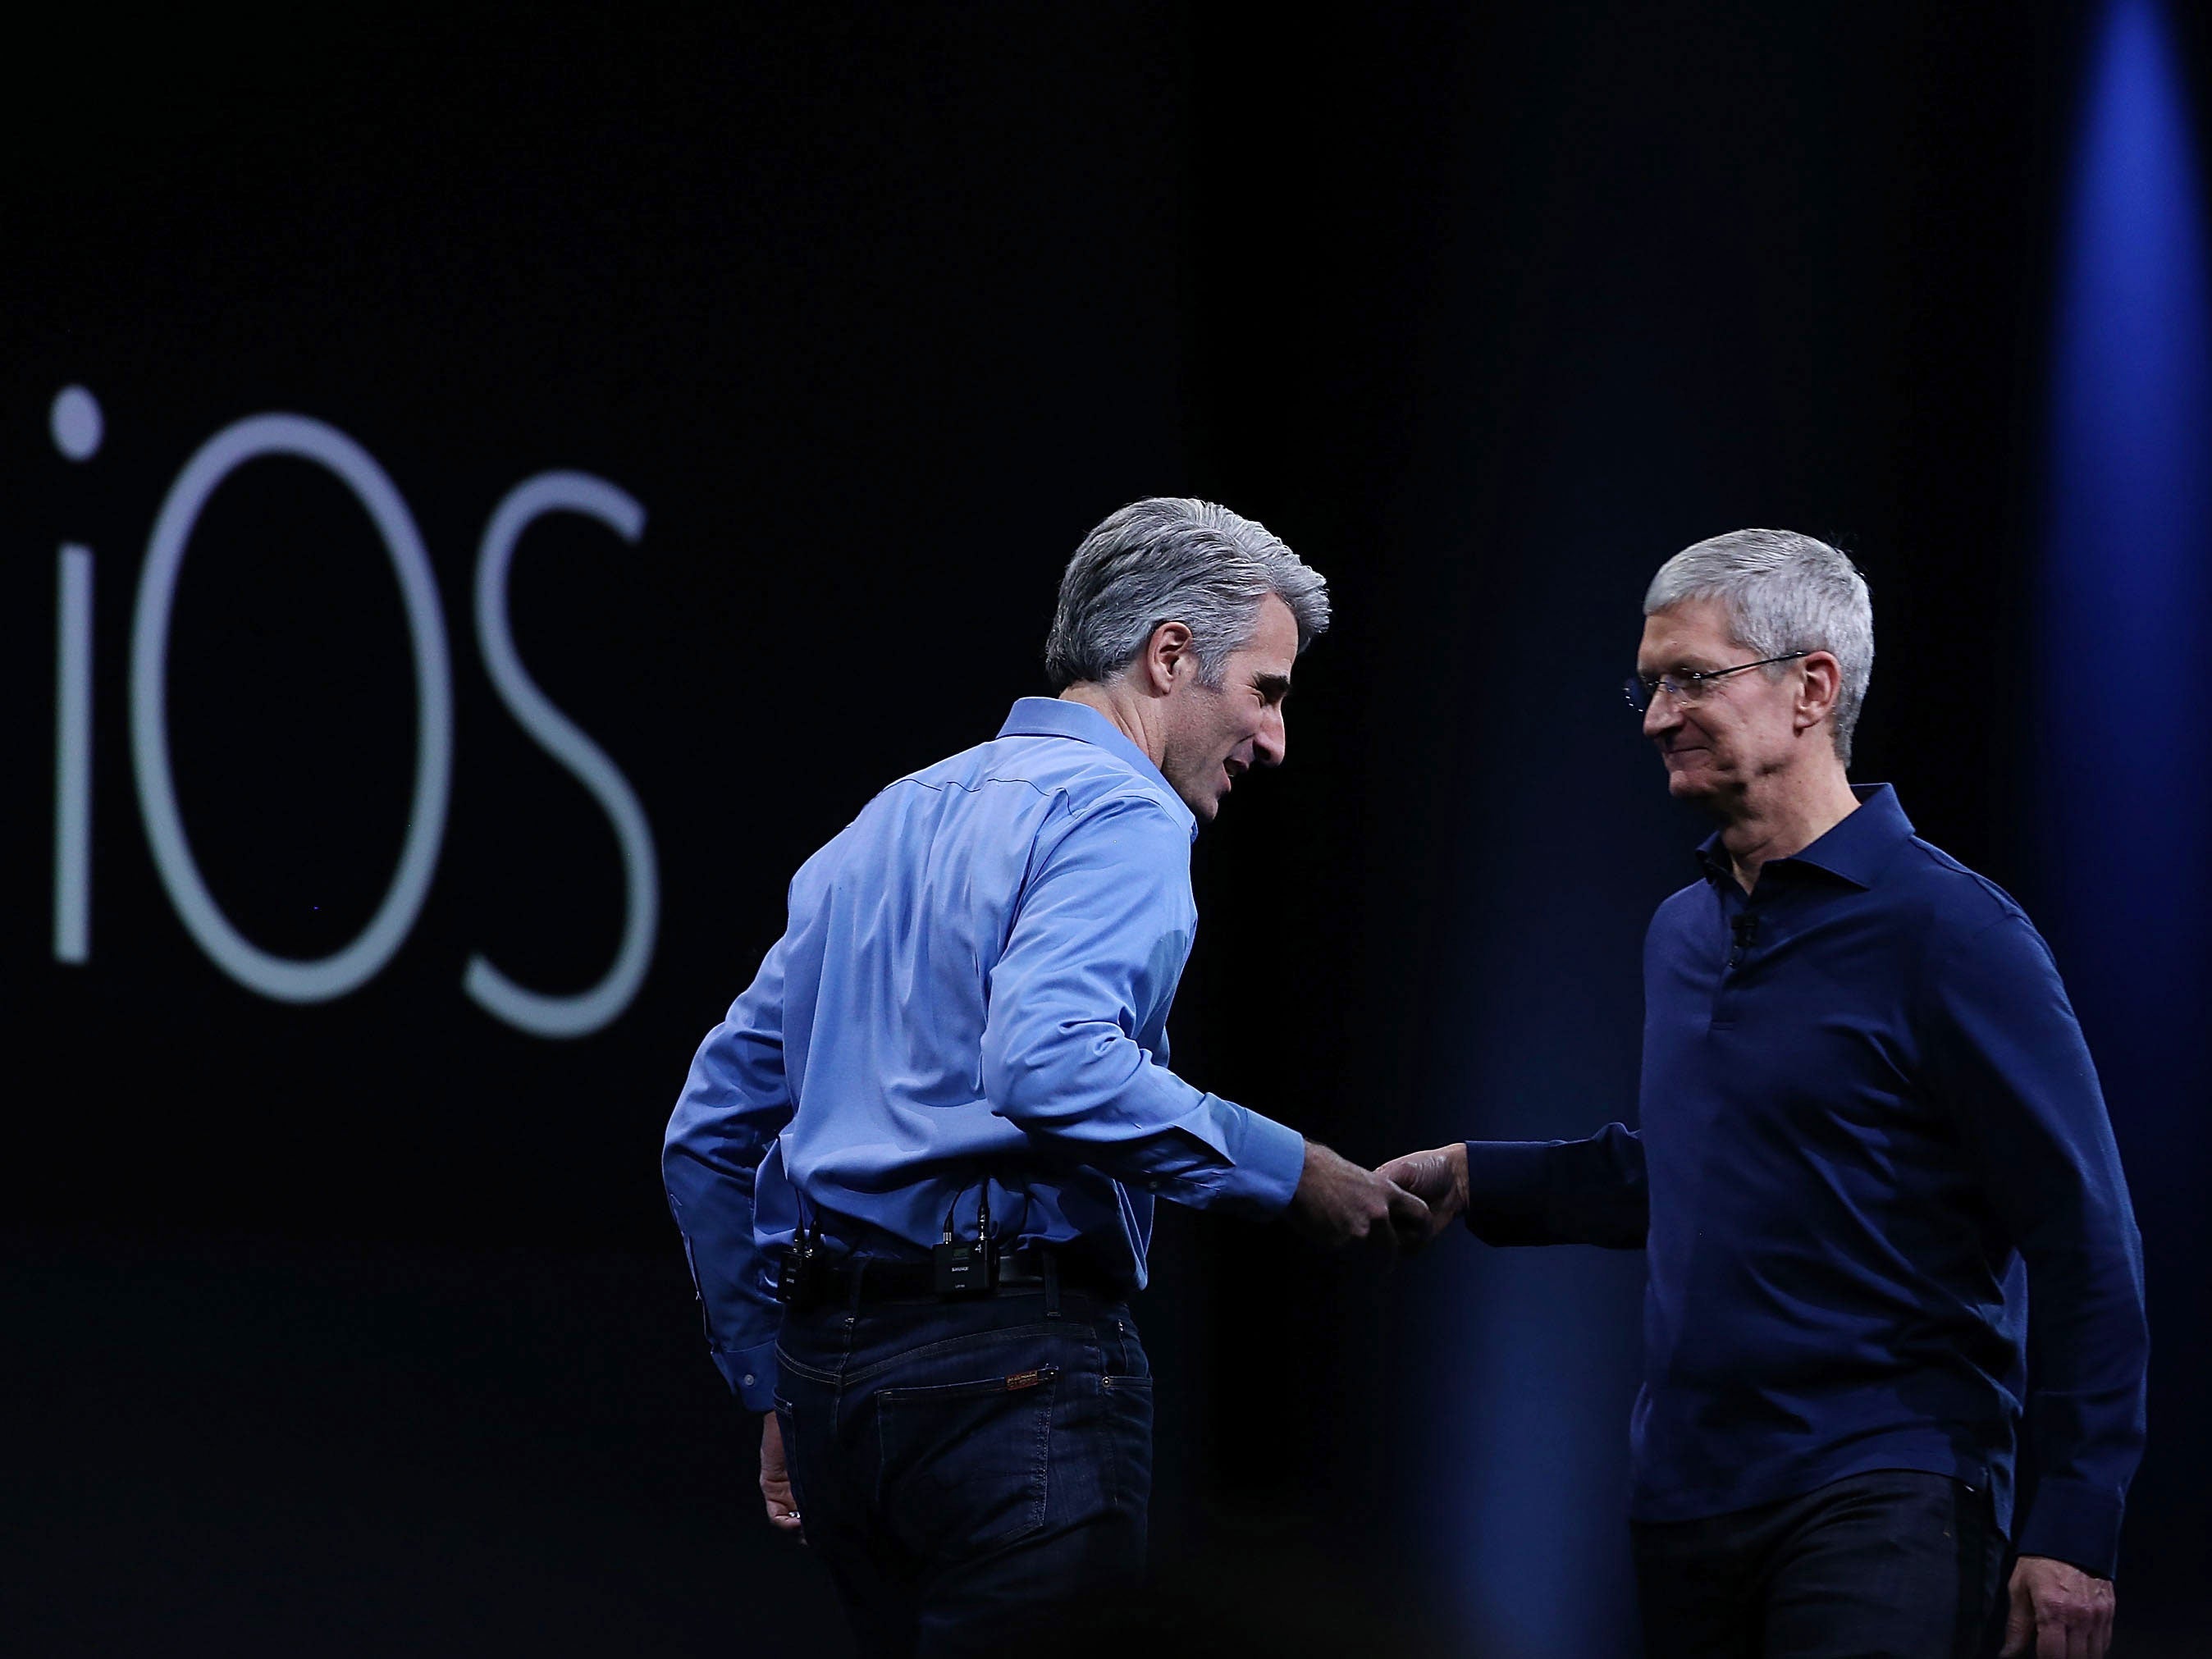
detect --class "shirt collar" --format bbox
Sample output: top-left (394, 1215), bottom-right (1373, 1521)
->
top-left (1695, 782), bottom-right (1914, 890)
top-left (996, 697), bottom-right (1197, 837)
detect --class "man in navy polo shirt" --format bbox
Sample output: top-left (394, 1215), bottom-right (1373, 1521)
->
top-left (1384, 530), bottom-right (2146, 1659)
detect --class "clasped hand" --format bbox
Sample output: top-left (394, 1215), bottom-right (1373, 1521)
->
top-left (1285, 1140), bottom-right (1434, 1253)
top-left (1373, 1141), bottom-right (1469, 1245)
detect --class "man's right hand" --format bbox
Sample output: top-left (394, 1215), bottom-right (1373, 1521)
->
top-left (1287, 1140), bottom-right (1430, 1251)
top-left (1376, 1142), bottom-right (1469, 1244)
top-left (760, 1411), bottom-right (804, 1542)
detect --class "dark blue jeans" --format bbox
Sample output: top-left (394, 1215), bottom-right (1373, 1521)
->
top-left (1631, 1469), bottom-right (2010, 1659)
top-left (773, 1278), bottom-right (1152, 1658)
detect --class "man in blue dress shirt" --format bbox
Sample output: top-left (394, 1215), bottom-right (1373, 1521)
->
top-left (664, 497), bottom-right (1426, 1652)
top-left (1384, 531), bottom-right (2146, 1659)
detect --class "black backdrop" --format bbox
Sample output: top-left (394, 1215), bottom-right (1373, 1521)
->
top-left (6, 5), bottom-right (2206, 1654)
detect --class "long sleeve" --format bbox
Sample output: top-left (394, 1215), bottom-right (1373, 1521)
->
top-left (1922, 913), bottom-right (2148, 1578)
top-left (980, 794), bottom-right (1306, 1217)
top-left (1462, 1122), bottom-right (1649, 1249)
top-left (662, 928), bottom-right (798, 1413)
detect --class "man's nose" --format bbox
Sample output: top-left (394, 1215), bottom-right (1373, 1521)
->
top-left (1256, 707), bottom-right (1287, 767)
top-left (1641, 687), bottom-right (1681, 741)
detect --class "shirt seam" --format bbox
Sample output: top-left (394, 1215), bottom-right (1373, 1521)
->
top-left (1897, 839), bottom-right (2031, 925)
top-left (889, 772), bottom-right (1058, 802)
top-left (887, 764), bottom-right (1183, 828)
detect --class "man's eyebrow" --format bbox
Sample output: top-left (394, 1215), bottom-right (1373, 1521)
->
top-left (1251, 670), bottom-right (1292, 697)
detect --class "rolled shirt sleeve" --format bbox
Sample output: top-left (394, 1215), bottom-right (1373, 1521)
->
top-left (1922, 912), bottom-right (2148, 1578)
top-left (980, 793), bottom-right (1307, 1218)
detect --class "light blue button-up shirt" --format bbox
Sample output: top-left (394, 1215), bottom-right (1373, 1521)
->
top-left (662, 697), bottom-right (1309, 1410)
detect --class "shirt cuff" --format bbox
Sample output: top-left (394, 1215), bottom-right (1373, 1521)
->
top-left (714, 1339), bottom-right (781, 1414)
top-left (2014, 1480), bottom-right (2125, 1579)
top-left (1209, 1102), bottom-right (1307, 1216)
top-left (1462, 1140), bottom-right (1571, 1245)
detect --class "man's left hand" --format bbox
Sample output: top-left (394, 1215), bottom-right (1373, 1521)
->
top-left (1999, 1554), bottom-right (2114, 1659)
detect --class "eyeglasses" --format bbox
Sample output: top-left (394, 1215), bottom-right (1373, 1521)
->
top-left (1624, 651), bottom-right (1808, 713)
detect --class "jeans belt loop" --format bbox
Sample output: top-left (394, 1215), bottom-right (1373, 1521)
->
top-left (1043, 1247), bottom-right (1061, 1319)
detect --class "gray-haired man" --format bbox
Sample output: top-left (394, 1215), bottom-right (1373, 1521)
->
top-left (665, 498), bottom-right (1426, 1652)
top-left (1385, 531), bottom-right (2146, 1658)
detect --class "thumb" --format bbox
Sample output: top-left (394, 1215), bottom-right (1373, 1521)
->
top-left (1380, 1151), bottom-right (1442, 1198)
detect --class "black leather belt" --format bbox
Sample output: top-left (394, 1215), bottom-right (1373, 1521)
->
top-left (784, 1245), bottom-right (1124, 1307)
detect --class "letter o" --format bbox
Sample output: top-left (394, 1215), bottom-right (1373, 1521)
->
top-left (130, 413), bottom-right (453, 1003)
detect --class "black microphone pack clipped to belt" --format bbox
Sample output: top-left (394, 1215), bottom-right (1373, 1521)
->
top-left (775, 1182), bottom-right (1007, 1310)
top-left (932, 1181), bottom-right (998, 1296)
top-left (778, 1213), bottom-right (826, 1310)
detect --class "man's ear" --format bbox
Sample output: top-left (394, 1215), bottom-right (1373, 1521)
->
top-left (1140, 620), bottom-right (1195, 695)
top-left (1795, 651), bottom-right (1843, 732)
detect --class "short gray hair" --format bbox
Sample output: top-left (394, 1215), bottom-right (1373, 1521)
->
top-left (1044, 497), bottom-right (1330, 689)
top-left (1644, 528), bottom-right (1875, 766)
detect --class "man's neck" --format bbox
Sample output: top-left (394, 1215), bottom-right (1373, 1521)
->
top-left (1716, 762), bottom-right (1861, 893)
top-left (1058, 682), bottom-right (1167, 768)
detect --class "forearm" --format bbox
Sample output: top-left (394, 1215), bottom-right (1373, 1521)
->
top-left (1925, 914), bottom-right (2148, 1575)
top-left (2010, 1227), bottom-right (2149, 1575)
top-left (1463, 1122), bottom-right (1648, 1249)
top-left (662, 996), bottom-right (796, 1410)
top-left (662, 1136), bottom-right (784, 1407)
top-left (985, 1027), bottom-right (1306, 1216)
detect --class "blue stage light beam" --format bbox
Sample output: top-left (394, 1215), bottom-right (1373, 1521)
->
top-left (2039, 0), bottom-right (2212, 1195)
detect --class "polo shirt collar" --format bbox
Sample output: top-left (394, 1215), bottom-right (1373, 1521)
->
top-left (997, 697), bottom-right (1197, 836)
top-left (1695, 783), bottom-right (1914, 890)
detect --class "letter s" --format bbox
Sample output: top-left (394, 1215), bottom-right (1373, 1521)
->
top-left (466, 473), bottom-right (659, 1038)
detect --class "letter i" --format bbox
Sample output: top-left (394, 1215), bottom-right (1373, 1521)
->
top-left (51, 385), bottom-right (103, 963)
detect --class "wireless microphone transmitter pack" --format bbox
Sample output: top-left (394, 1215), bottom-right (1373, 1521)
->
top-left (934, 1182), bottom-right (998, 1296)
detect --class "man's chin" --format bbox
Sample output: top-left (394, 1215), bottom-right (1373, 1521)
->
top-left (1177, 785), bottom-right (1223, 822)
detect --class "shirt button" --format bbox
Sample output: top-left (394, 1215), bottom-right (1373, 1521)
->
top-left (741, 1373), bottom-right (756, 1387)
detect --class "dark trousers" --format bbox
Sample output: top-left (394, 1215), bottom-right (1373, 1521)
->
top-left (1631, 1470), bottom-right (2009, 1659)
top-left (773, 1279), bottom-right (1152, 1658)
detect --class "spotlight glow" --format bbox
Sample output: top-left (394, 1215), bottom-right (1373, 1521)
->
top-left (2040, 0), bottom-right (2212, 1158)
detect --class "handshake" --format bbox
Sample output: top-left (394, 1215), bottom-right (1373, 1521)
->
top-left (1286, 1139), bottom-right (1469, 1253)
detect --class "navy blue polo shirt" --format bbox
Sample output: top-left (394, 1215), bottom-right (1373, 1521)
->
top-left (1464, 785), bottom-right (2146, 1577)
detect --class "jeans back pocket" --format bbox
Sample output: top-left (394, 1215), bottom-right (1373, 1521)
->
top-left (874, 1365), bottom-right (1060, 1559)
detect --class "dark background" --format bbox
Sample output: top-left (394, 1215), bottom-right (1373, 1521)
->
top-left (4, 4), bottom-right (2205, 1654)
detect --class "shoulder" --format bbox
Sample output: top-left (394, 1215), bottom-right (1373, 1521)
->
top-left (785, 735), bottom-right (1076, 894)
top-left (904, 734), bottom-right (1192, 875)
top-left (1039, 788), bottom-right (1193, 874)
top-left (1885, 838), bottom-right (2063, 984)
top-left (1885, 836), bottom-right (2035, 931)
top-left (892, 733), bottom-right (1179, 819)
top-left (1020, 788), bottom-right (1196, 931)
